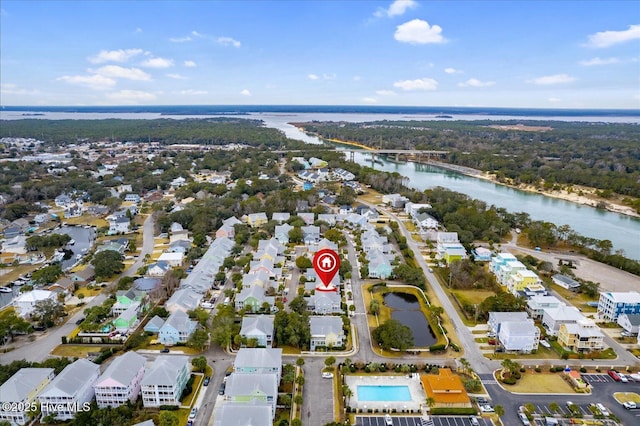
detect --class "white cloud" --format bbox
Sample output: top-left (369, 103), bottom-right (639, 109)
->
top-left (1, 83), bottom-right (40, 95)
top-left (106, 90), bottom-right (157, 102)
top-left (57, 74), bottom-right (116, 90)
top-left (585, 24), bottom-right (640, 48)
top-left (184, 60), bottom-right (197, 67)
top-left (240, 89), bottom-right (251, 96)
top-left (166, 73), bottom-right (188, 80)
top-left (179, 89), bottom-right (207, 95)
top-left (88, 48), bottom-right (144, 64)
top-left (217, 37), bottom-right (241, 47)
top-left (376, 90), bottom-right (396, 96)
top-left (191, 30), bottom-right (205, 38)
top-left (362, 97), bottom-right (378, 103)
top-left (444, 67), bottom-right (463, 74)
top-left (308, 74), bottom-right (319, 80)
top-left (526, 74), bottom-right (576, 85)
top-left (548, 97), bottom-right (562, 103)
top-left (393, 77), bottom-right (438, 91)
top-left (170, 36), bottom-right (192, 43)
top-left (91, 65), bottom-right (151, 81)
top-left (579, 57), bottom-right (620, 66)
top-left (140, 57), bottom-right (174, 68)
top-left (374, 0), bottom-right (417, 18)
top-left (395, 19), bottom-right (446, 44)
top-left (458, 78), bottom-right (495, 88)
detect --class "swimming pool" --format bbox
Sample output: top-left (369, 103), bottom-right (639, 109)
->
top-left (357, 385), bottom-right (412, 402)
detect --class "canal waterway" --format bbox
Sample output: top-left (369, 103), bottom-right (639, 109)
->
top-left (255, 114), bottom-right (640, 259)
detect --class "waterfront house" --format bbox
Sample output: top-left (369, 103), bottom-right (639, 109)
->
top-left (0, 368), bottom-right (54, 425)
top-left (94, 351), bottom-right (146, 408)
top-left (233, 348), bottom-right (282, 382)
top-left (38, 359), bottom-right (100, 421)
top-left (240, 316), bottom-right (275, 348)
top-left (141, 355), bottom-right (190, 407)
top-left (310, 316), bottom-right (345, 351)
top-left (71, 265), bottom-right (95, 284)
top-left (108, 215), bottom-right (130, 234)
top-left (158, 310), bottom-right (197, 345)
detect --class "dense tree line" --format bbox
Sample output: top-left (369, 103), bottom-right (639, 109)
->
top-left (299, 120), bottom-right (640, 200)
top-left (0, 357), bottom-right (75, 386)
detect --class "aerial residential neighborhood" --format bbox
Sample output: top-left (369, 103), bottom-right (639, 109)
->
top-left (1, 130), bottom-right (639, 426)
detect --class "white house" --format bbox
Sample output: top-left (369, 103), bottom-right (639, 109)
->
top-left (141, 355), bottom-right (190, 407)
top-left (234, 348), bottom-right (283, 382)
top-left (165, 288), bottom-right (203, 313)
top-left (108, 215), bottom-right (130, 234)
top-left (597, 291), bottom-right (640, 321)
top-left (526, 295), bottom-right (564, 320)
top-left (94, 352), bottom-right (146, 408)
top-left (541, 305), bottom-right (585, 336)
top-left (213, 404), bottom-right (272, 426)
top-left (488, 311), bottom-right (528, 335)
top-left (224, 373), bottom-right (278, 419)
top-left (13, 290), bottom-right (58, 318)
top-left (157, 252), bottom-right (184, 267)
top-left (0, 368), bottom-right (54, 425)
top-left (240, 316), bottom-right (275, 348)
top-left (310, 316), bottom-right (345, 351)
top-left (38, 359), bottom-right (100, 421)
top-left (617, 313), bottom-right (640, 335)
top-left (497, 319), bottom-right (540, 353)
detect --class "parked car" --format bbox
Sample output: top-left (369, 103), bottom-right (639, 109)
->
top-left (469, 416), bottom-right (480, 426)
top-left (160, 348), bottom-right (170, 353)
top-left (623, 401), bottom-right (637, 409)
top-left (219, 383), bottom-right (226, 395)
top-left (203, 377), bottom-right (210, 386)
top-left (608, 370), bottom-right (621, 381)
top-left (488, 339), bottom-right (497, 345)
top-left (75, 317), bottom-right (85, 325)
top-left (384, 414), bottom-right (393, 425)
top-left (518, 412), bottom-right (531, 426)
top-left (595, 403), bottom-right (610, 416)
top-left (322, 371), bottom-right (334, 379)
top-left (189, 408), bottom-right (197, 419)
top-left (479, 404), bottom-right (494, 413)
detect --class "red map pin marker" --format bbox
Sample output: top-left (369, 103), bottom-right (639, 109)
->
top-left (313, 248), bottom-right (340, 288)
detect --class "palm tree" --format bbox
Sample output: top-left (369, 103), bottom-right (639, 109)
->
top-left (425, 397), bottom-right (436, 413)
top-left (342, 384), bottom-right (353, 405)
top-left (459, 358), bottom-right (471, 375)
top-left (549, 402), bottom-right (560, 413)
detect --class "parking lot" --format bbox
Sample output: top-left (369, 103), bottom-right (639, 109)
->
top-left (581, 373), bottom-right (614, 384)
top-left (354, 416), bottom-right (492, 426)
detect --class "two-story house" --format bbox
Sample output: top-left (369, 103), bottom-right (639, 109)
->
top-left (240, 316), bottom-right (275, 348)
top-left (158, 310), bottom-right (197, 345)
top-left (141, 355), bottom-right (190, 407)
top-left (0, 368), bottom-right (54, 425)
top-left (94, 351), bottom-right (146, 408)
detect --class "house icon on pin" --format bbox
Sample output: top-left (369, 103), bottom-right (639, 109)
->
top-left (321, 256), bottom-right (333, 269)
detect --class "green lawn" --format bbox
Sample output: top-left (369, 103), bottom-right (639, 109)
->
top-left (498, 372), bottom-right (576, 394)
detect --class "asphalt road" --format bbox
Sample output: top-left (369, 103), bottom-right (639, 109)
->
top-left (0, 214), bottom-right (155, 364)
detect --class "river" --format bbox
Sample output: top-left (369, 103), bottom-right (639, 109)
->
top-left (255, 114), bottom-right (640, 260)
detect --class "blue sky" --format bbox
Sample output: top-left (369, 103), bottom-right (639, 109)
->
top-left (1, 0), bottom-right (639, 108)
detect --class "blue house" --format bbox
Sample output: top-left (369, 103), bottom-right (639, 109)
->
top-left (144, 315), bottom-right (165, 333)
top-left (158, 310), bottom-right (197, 345)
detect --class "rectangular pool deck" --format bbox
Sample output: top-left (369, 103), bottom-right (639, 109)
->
top-left (346, 375), bottom-right (426, 413)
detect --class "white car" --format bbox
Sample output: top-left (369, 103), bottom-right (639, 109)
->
top-left (479, 404), bottom-right (494, 413)
top-left (189, 407), bottom-right (197, 419)
top-left (321, 371), bottom-right (334, 379)
top-left (384, 414), bottom-right (393, 425)
top-left (469, 416), bottom-right (480, 426)
top-left (595, 403), bottom-right (609, 416)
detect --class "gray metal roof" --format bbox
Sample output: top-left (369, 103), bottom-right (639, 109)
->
top-left (141, 355), bottom-right (189, 387)
top-left (95, 351), bottom-right (146, 388)
top-left (0, 368), bottom-right (54, 402)
top-left (225, 373), bottom-right (277, 398)
top-left (310, 316), bottom-right (343, 336)
top-left (39, 359), bottom-right (99, 398)
top-left (234, 348), bottom-right (282, 370)
top-left (213, 403), bottom-right (271, 426)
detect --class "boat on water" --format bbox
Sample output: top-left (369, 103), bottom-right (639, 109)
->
top-left (0, 286), bottom-right (13, 293)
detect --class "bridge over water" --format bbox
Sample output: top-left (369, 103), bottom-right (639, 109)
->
top-left (272, 148), bottom-right (448, 162)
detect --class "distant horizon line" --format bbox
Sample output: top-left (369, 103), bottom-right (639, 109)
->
top-left (1, 104), bottom-right (639, 115)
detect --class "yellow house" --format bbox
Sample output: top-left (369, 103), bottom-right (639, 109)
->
top-left (557, 319), bottom-right (604, 352)
top-left (247, 213), bottom-right (268, 228)
top-left (507, 269), bottom-right (540, 293)
top-left (0, 368), bottom-right (55, 425)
